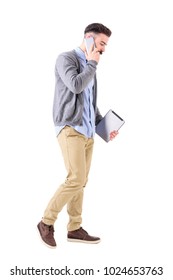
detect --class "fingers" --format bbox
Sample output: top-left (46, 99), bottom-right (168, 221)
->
top-left (86, 47), bottom-right (100, 63)
top-left (110, 130), bottom-right (119, 141)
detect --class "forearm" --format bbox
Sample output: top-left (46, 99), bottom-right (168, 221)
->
top-left (56, 54), bottom-right (97, 94)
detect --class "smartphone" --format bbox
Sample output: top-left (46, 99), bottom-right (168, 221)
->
top-left (84, 37), bottom-right (95, 54)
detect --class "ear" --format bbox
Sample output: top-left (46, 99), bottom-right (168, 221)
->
top-left (85, 33), bottom-right (92, 39)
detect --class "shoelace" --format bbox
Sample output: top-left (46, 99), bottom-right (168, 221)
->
top-left (79, 227), bottom-right (88, 235)
top-left (44, 224), bottom-right (54, 235)
top-left (48, 225), bottom-right (54, 232)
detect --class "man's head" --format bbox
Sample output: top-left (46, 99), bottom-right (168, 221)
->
top-left (84, 23), bottom-right (112, 54)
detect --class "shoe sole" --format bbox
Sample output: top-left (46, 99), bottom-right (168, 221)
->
top-left (67, 238), bottom-right (101, 244)
top-left (37, 226), bottom-right (57, 249)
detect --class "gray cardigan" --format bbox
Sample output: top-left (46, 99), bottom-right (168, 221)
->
top-left (53, 50), bottom-right (102, 127)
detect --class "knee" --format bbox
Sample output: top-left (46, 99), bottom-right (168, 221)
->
top-left (65, 176), bottom-right (86, 189)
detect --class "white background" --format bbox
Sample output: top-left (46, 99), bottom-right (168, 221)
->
top-left (0, 0), bottom-right (173, 279)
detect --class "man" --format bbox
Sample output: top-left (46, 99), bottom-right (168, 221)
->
top-left (37, 23), bottom-right (118, 248)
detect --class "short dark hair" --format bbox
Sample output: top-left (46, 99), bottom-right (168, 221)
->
top-left (84, 23), bottom-right (112, 37)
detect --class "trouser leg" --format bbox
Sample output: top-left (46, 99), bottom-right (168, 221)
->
top-left (67, 136), bottom-right (94, 230)
top-left (42, 126), bottom-right (94, 228)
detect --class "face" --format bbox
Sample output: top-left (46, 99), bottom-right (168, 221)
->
top-left (94, 33), bottom-right (110, 54)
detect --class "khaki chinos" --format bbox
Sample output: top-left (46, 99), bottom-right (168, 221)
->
top-left (43, 126), bottom-right (94, 231)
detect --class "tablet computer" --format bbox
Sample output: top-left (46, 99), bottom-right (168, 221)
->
top-left (96, 109), bottom-right (125, 142)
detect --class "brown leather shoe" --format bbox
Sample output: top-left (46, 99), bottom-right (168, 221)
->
top-left (37, 221), bottom-right (56, 248)
top-left (67, 227), bottom-right (100, 244)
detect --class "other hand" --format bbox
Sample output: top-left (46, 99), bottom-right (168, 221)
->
top-left (110, 130), bottom-right (119, 141)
